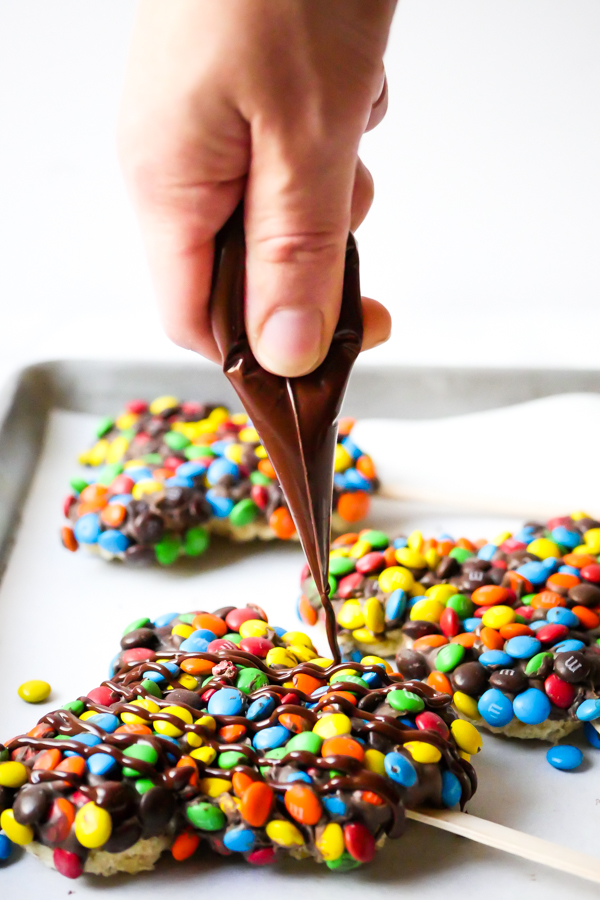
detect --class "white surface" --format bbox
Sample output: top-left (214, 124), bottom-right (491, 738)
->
top-left (1, 1), bottom-right (600, 386)
top-left (353, 393), bottom-right (600, 518)
top-left (1, 409), bottom-right (600, 896)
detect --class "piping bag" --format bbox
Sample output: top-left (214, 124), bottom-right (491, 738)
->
top-left (210, 205), bottom-right (363, 664)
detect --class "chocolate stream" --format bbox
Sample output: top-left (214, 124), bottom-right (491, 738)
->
top-left (210, 205), bottom-right (363, 664)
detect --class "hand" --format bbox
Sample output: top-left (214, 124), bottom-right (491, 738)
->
top-left (119, 0), bottom-right (395, 376)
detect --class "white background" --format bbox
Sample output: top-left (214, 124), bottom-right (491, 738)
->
top-left (1, 0), bottom-right (600, 386)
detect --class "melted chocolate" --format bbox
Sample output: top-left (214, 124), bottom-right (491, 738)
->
top-left (210, 205), bottom-right (363, 664)
top-left (4, 604), bottom-right (481, 877)
top-left (9, 652), bottom-right (476, 813)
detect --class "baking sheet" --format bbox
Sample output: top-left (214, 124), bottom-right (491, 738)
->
top-left (353, 392), bottom-right (600, 516)
top-left (1, 408), bottom-right (599, 899)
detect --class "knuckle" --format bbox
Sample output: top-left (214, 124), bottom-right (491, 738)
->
top-left (118, 120), bottom-right (191, 210)
top-left (254, 231), bottom-right (343, 266)
top-left (119, 150), bottom-right (175, 210)
top-left (118, 132), bottom-right (163, 204)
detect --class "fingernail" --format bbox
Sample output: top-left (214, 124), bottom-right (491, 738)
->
top-left (256, 307), bottom-right (324, 376)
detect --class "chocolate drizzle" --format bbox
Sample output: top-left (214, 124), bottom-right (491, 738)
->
top-left (8, 654), bottom-right (476, 821)
top-left (210, 205), bottom-right (363, 664)
top-left (2, 603), bottom-right (481, 878)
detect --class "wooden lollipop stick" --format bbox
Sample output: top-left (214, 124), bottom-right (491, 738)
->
top-left (379, 485), bottom-right (562, 521)
top-left (408, 808), bottom-right (600, 885)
